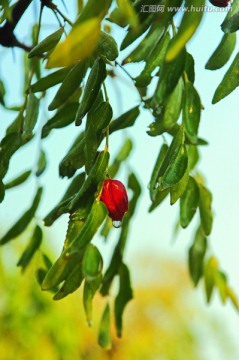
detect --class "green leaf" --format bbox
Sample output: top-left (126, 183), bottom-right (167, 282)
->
top-left (123, 24), bottom-right (165, 64)
top-left (75, 58), bottom-right (106, 125)
top-left (68, 150), bottom-right (110, 212)
top-left (17, 225), bottom-right (43, 272)
top-left (198, 184), bottom-right (213, 236)
top-left (108, 138), bottom-right (133, 179)
top-left (94, 31), bottom-right (118, 61)
top-left (188, 226), bottom-right (207, 286)
top-left (204, 256), bottom-right (218, 303)
top-left (75, 0), bottom-right (112, 25)
top-left (114, 263), bottom-right (133, 337)
top-left (205, 33), bottom-right (236, 70)
top-left (109, 106), bottom-right (140, 133)
top-left (84, 123), bottom-right (98, 174)
top-left (180, 176), bottom-right (199, 228)
top-left (83, 275), bottom-right (102, 325)
top-left (41, 103), bottom-right (79, 138)
top-left (149, 143), bottom-right (168, 201)
top-left (116, 0), bottom-right (139, 30)
top-left (36, 149), bottom-right (47, 177)
top-left (59, 131), bottom-right (86, 178)
top-left (30, 67), bottom-right (72, 93)
top-left (46, 18), bottom-right (101, 68)
top-left (212, 52), bottom-right (239, 104)
top-left (183, 81), bottom-right (201, 145)
top-left (0, 133), bottom-right (24, 180)
top-left (0, 79), bottom-right (6, 105)
top-left (0, 187), bottom-right (43, 245)
top-left (135, 32), bottom-right (171, 88)
top-left (148, 188), bottom-right (170, 212)
top-left (157, 126), bottom-right (184, 183)
top-left (53, 260), bottom-right (84, 300)
top-left (100, 217), bottom-right (113, 240)
top-left (221, 3), bottom-right (239, 33)
top-left (187, 145), bottom-right (199, 171)
top-left (44, 172), bottom-right (86, 226)
top-left (22, 93), bottom-right (39, 141)
top-left (98, 303), bottom-right (112, 350)
top-left (170, 167), bottom-right (189, 205)
top-left (185, 52), bottom-right (195, 83)
top-left (214, 271), bottom-right (228, 304)
top-left (0, 180), bottom-right (5, 203)
top-left (152, 47), bottom-right (186, 107)
top-left (165, 0), bottom-right (205, 62)
top-left (48, 61), bottom-right (88, 111)
top-left (87, 100), bottom-right (113, 136)
top-left (28, 27), bottom-right (64, 58)
top-left (82, 244), bottom-right (103, 281)
top-left (5, 170), bottom-right (31, 189)
top-left (161, 144), bottom-right (188, 189)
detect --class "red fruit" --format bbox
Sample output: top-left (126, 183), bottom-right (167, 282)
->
top-left (209, 0), bottom-right (230, 7)
top-left (100, 180), bottom-right (128, 222)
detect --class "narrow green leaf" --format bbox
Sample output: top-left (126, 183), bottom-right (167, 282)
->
top-left (84, 123), bottom-right (98, 174)
top-left (22, 93), bottom-right (39, 141)
top-left (41, 103), bottom-right (79, 138)
top-left (53, 261), bottom-right (84, 300)
top-left (149, 188), bottom-right (170, 212)
top-left (123, 24), bottom-right (165, 64)
top-left (152, 47), bottom-right (186, 106)
top-left (214, 271), bottom-right (228, 304)
top-left (30, 67), bottom-right (72, 93)
top-left (0, 79), bottom-right (6, 105)
top-left (161, 144), bottom-right (188, 189)
top-left (204, 256), bottom-right (218, 303)
top-left (221, 9), bottom-right (239, 33)
top-left (0, 187), bottom-right (43, 245)
top-left (75, 58), bottom-right (107, 125)
top-left (0, 180), bottom-right (5, 203)
top-left (149, 143), bottom-right (168, 201)
top-left (165, 0), bottom-right (205, 62)
top-left (87, 100), bottom-right (113, 136)
top-left (115, 263), bottom-right (133, 337)
top-left (95, 31), bottom-right (118, 61)
top-left (100, 217), bottom-right (113, 240)
top-left (0, 133), bottom-right (24, 180)
top-left (98, 303), bottom-right (112, 350)
top-left (180, 176), bottom-right (199, 228)
top-left (185, 52), bottom-right (195, 83)
top-left (109, 106), bottom-right (140, 133)
top-left (198, 183), bottom-right (213, 236)
top-left (44, 172), bottom-right (86, 226)
top-left (17, 225), bottom-right (43, 272)
top-left (206, 33), bottom-right (236, 70)
top-left (68, 150), bottom-right (110, 212)
top-left (5, 170), bottom-right (31, 189)
top-left (48, 61), bottom-right (88, 111)
top-left (82, 244), bottom-right (103, 281)
top-left (183, 81), bottom-right (201, 145)
top-left (212, 52), bottom-right (239, 104)
top-left (6, 109), bottom-right (24, 135)
top-left (28, 27), bottom-right (64, 58)
top-left (36, 149), bottom-right (47, 177)
top-left (116, 0), bottom-right (139, 30)
top-left (170, 167), bottom-right (189, 205)
top-left (83, 275), bottom-right (102, 325)
top-left (188, 226), bottom-right (207, 286)
top-left (135, 32), bottom-right (171, 88)
top-left (157, 126), bottom-right (184, 180)
top-left (187, 145), bottom-right (199, 171)
top-left (75, 0), bottom-right (112, 25)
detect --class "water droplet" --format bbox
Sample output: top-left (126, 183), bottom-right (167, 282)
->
top-left (112, 220), bottom-right (122, 228)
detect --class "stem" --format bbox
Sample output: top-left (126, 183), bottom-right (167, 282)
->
top-left (171, 19), bottom-right (177, 37)
top-left (55, 7), bottom-right (73, 26)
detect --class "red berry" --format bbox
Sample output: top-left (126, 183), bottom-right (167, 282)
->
top-left (209, 0), bottom-right (230, 7)
top-left (100, 180), bottom-right (128, 222)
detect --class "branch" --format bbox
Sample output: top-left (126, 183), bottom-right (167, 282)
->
top-left (0, 0), bottom-right (33, 49)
